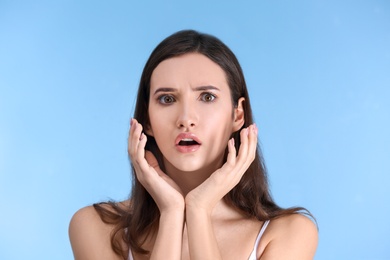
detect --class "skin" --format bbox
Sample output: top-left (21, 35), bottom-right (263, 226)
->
top-left (69, 53), bottom-right (318, 260)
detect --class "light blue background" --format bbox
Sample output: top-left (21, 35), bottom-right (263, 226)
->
top-left (1, 1), bottom-right (389, 259)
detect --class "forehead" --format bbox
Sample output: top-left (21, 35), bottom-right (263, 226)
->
top-left (150, 53), bottom-right (229, 90)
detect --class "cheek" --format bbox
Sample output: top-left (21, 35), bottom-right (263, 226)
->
top-left (206, 113), bottom-right (235, 141)
top-left (148, 110), bottom-right (175, 146)
top-left (205, 106), bottom-right (234, 126)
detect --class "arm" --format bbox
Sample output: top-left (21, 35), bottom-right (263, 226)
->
top-left (69, 206), bottom-right (122, 260)
top-left (185, 125), bottom-right (258, 259)
top-left (185, 206), bottom-right (220, 259)
top-left (150, 209), bottom-right (184, 259)
top-left (129, 119), bottom-right (185, 259)
top-left (260, 214), bottom-right (318, 260)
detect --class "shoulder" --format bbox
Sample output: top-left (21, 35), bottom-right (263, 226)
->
top-left (69, 205), bottom-right (124, 260)
top-left (269, 213), bottom-right (318, 238)
top-left (258, 214), bottom-right (318, 259)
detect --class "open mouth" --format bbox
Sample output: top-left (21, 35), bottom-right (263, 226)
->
top-left (175, 133), bottom-right (202, 153)
top-left (178, 138), bottom-right (200, 146)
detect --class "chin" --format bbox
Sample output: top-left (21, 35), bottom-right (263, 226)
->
top-left (163, 152), bottom-right (224, 174)
top-left (173, 163), bottom-right (204, 173)
top-left (164, 157), bottom-right (205, 173)
top-left (169, 157), bottom-right (221, 174)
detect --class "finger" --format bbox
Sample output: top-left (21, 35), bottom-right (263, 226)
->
top-left (137, 132), bottom-right (147, 157)
top-left (221, 129), bottom-right (248, 183)
top-left (247, 124), bottom-right (258, 162)
top-left (145, 150), bottom-right (159, 169)
top-left (226, 138), bottom-right (236, 166)
top-left (127, 119), bottom-right (135, 155)
top-left (129, 120), bottom-right (144, 159)
top-left (133, 134), bottom-right (155, 184)
top-left (128, 119), bottom-right (139, 157)
top-left (136, 136), bottom-right (161, 186)
top-left (145, 150), bottom-right (168, 179)
top-left (236, 126), bottom-right (249, 164)
top-left (129, 121), bottom-right (150, 180)
top-left (236, 125), bottom-right (257, 175)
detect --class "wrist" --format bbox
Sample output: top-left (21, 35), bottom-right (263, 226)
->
top-left (185, 202), bottom-right (213, 218)
top-left (159, 209), bottom-right (185, 228)
top-left (185, 194), bottom-right (214, 215)
top-left (160, 204), bottom-right (185, 216)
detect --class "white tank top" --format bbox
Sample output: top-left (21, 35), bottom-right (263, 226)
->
top-left (128, 220), bottom-right (270, 260)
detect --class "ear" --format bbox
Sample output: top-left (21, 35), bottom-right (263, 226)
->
top-left (232, 97), bottom-right (245, 132)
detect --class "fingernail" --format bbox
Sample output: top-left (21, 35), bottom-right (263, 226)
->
top-left (252, 124), bottom-right (257, 133)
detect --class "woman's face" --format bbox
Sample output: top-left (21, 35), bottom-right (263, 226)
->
top-left (147, 53), bottom-right (244, 174)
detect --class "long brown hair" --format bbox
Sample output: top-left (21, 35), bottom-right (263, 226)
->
top-left (94, 30), bottom-right (311, 259)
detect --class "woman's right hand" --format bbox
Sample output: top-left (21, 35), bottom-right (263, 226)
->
top-left (128, 119), bottom-right (185, 213)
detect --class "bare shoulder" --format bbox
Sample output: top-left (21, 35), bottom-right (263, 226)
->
top-left (259, 214), bottom-right (318, 260)
top-left (69, 204), bottom-right (124, 260)
top-left (270, 213), bottom-right (318, 238)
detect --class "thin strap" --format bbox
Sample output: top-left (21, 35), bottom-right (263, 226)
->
top-left (128, 248), bottom-right (134, 260)
top-left (248, 220), bottom-right (270, 260)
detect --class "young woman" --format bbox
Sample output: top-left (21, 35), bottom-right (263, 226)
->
top-left (69, 30), bottom-right (318, 260)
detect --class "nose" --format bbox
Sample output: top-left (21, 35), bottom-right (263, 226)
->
top-left (176, 102), bottom-right (198, 129)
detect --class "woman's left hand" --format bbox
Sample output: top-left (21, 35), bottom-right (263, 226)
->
top-left (185, 124), bottom-right (258, 213)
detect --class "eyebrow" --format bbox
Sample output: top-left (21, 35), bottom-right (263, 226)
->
top-left (153, 88), bottom-right (176, 95)
top-left (153, 85), bottom-right (220, 95)
top-left (194, 85), bottom-right (220, 91)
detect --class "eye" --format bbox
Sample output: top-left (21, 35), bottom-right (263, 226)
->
top-left (158, 94), bottom-right (175, 104)
top-left (200, 92), bottom-right (216, 102)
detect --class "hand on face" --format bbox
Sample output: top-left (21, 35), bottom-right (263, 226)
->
top-left (184, 124), bottom-right (258, 213)
top-left (128, 119), bottom-right (185, 213)
top-left (129, 119), bottom-right (257, 214)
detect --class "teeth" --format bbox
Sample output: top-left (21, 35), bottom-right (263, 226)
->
top-left (178, 138), bottom-right (199, 146)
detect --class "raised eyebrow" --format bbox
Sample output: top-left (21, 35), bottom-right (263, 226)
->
top-left (153, 87), bottom-right (177, 95)
top-left (193, 85), bottom-right (220, 91)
